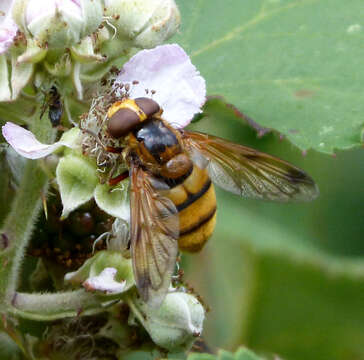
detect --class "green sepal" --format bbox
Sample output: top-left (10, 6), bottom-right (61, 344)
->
top-left (17, 39), bottom-right (47, 64)
top-left (94, 180), bottom-right (130, 221)
top-left (70, 36), bottom-right (106, 64)
top-left (129, 292), bottom-right (205, 352)
top-left (64, 250), bottom-right (135, 296)
top-left (44, 56), bottom-right (72, 77)
top-left (10, 53), bottom-right (34, 100)
top-left (57, 127), bottom-right (82, 152)
top-left (56, 153), bottom-right (98, 219)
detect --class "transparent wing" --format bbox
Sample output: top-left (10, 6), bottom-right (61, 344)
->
top-left (183, 131), bottom-right (319, 202)
top-left (130, 164), bottom-right (179, 307)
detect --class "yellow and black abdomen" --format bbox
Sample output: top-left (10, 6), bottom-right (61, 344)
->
top-left (164, 164), bottom-right (217, 253)
top-left (130, 117), bottom-right (216, 252)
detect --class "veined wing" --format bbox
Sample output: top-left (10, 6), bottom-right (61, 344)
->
top-left (130, 164), bottom-right (179, 307)
top-left (183, 131), bottom-right (319, 202)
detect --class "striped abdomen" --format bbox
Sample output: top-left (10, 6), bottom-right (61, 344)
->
top-left (132, 118), bottom-right (216, 252)
top-left (163, 163), bottom-right (217, 253)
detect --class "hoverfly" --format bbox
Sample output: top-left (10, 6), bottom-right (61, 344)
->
top-left (106, 97), bottom-right (319, 306)
top-left (40, 86), bottom-right (63, 127)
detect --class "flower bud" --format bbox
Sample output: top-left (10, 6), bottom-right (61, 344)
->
top-left (104, 0), bottom-right (180, 49)
top-left (132, 292), bottom-right (205, 351)
top-left (0, 0), bottom-right (18, 55)
top-left (13, 0), bottom-right (103, 48)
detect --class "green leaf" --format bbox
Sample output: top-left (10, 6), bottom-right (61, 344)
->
top-left (187, 347), bottom-right (265, 360)
top-left (185, 96), bottom-right (364, 360)
top-left (187, 355), bottom-right (216, 360)
top-left (217, 350), bottom-right (234, 360)
top-left (195, 191), bottom-right (364, 360)
top-left (175, 0), bottom-right (364, 153)
top-left (121, 349), bottom-right (183, 360)
top-left (0, 332), bottom-right (23, 360)
top-left (56, 154), bottom-right (98, 218)
top-left (234, 348), bottom-right (264, 360)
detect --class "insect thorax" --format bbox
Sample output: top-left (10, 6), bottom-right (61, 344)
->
top-left (107, 97), bottom-right (160, 138)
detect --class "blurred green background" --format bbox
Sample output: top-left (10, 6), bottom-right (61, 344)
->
top-left (183, 98), bottom-right (364, 360)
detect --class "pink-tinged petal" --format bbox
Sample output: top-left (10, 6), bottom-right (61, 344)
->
top-left (56, 0), bottom-right (82, 20)
top-left (115, 44), bottom-right (206, 129)
top-left (26, 0), bottom-right (82, 32)
top-left (0, 1), bottom-right (18, 55)
top-left (2, 122), bottom-right (68, 159)
top-left (83, 267), bottom-right (126, 294)
top-left (26, 0), bottom-right (56, 26)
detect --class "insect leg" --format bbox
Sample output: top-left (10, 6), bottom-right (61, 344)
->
top-left (108, 170), bottom-right (129, 186)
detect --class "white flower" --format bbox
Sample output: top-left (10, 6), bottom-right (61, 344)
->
top-left (2, 123), bottom-right (79, 159)
top-left (3, 44), bottom-right (206, 158)
top-left (0, 0), bottom-right (18, 54)
top-left (1, 44), bottom-right (206, 218)
top-left (114, 44), bottom-right (206, 128)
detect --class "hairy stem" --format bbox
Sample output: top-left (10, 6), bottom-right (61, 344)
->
top-left (0, 108), bottom-right (113, 320)
top-left (9, 290), bottom-right (114, 321)
top-left (125, 294), bottom-right (147, 329)
top-left (0, 113), bottom-right (55, 309)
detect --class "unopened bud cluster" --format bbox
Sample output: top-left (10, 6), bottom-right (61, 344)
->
top-left (0, 0), bottom-right (180, 102)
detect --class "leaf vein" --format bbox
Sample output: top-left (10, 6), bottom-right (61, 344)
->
top-left (191, 0), bottom-right (319, 58)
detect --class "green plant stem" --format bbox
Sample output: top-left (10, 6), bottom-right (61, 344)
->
top-left (0, 108), bottom-right (119, 320)
top-left (125, 294), bottom-right (147, 329)
top-left (9, 290), bottom-right (111, 321)
top-left (0, 113), bottom-right (55, 309)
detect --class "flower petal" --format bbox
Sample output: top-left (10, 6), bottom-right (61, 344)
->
top-left (115, 44), bottom-right (206, 128)
top-left (83, 267), bottom-right (127, 294)
top-left (25, 0), bottom-right (56, 30)
top-left (0, 1), bottom-right (18, 55)
top-left (2, 122), bottom-right (73, 159)
top-left (56, 0), bottom-right (82, 22)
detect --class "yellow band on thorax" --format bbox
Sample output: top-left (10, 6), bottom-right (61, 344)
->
top-left (107, 99), bottom-right (147, 121)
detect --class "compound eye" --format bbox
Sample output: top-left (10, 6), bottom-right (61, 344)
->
top-left (134, 97), bottom-right (160, 118)
top-left (107, 108), bottom-right (140, 138)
